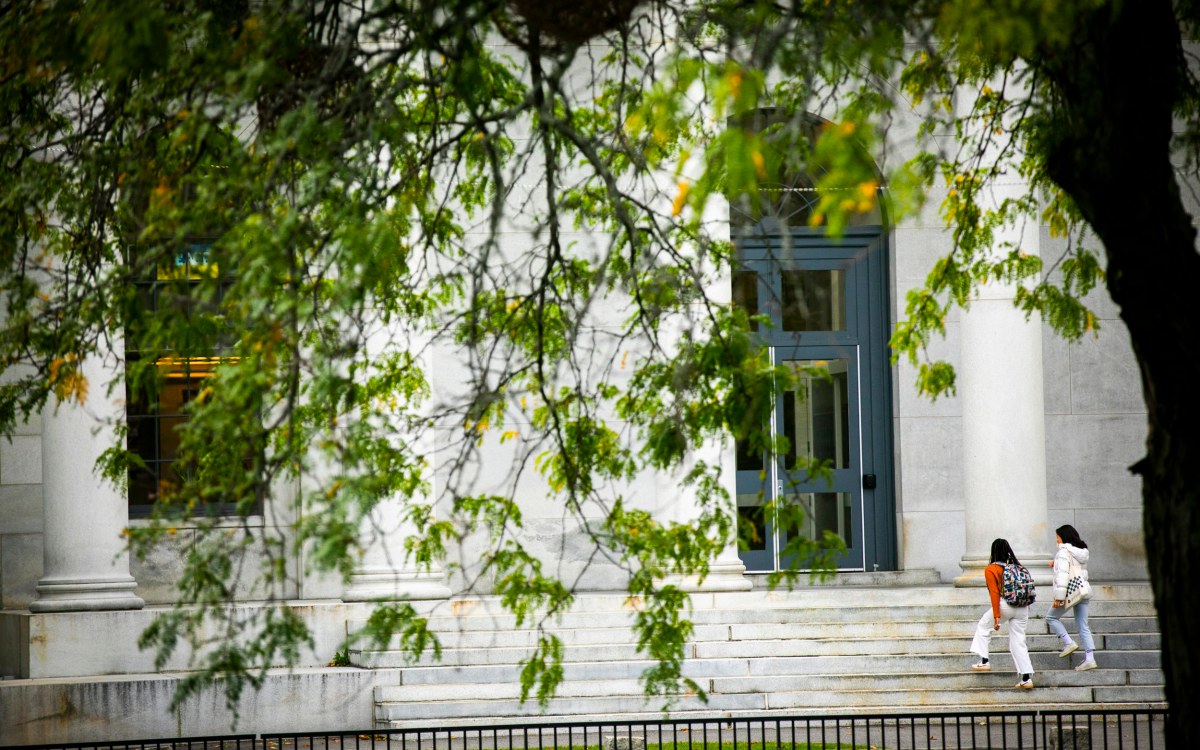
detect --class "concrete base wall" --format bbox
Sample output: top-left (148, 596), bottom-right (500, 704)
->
top-left (0, 668), bottom-right (397, 745)
top-left (0, 601), bottom-right (399, 680)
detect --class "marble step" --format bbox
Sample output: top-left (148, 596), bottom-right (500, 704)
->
top-left (375, 684), bottom-right (1165, 723)
top-left (351, 615), bottom-right (1160, 653)
top-left (418, 584), bottom-right (1153, 615)
top-left (377, 667), bottom-right (1162, 704)
top-left (352, 634), bottom-right (1161, 668)
top-left (350, 602), bottom-right (1156, 643)
top-left (388, 654), bottom-right (1164, 687)
top-left (362, 597), bottom-right (1157, 633)
top-left (369, 585), bottom-right (1162, 728)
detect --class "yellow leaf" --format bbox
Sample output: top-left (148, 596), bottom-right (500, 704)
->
top-left (48, 354), bottom-right (88, 405)
top-left (671, 180), bottom-right (690, 216)
top-left (751, 150), bottom-right (765, 179)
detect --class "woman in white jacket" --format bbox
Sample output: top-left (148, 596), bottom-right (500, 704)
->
top-left (1047, 524), bottom-right (1096, 671)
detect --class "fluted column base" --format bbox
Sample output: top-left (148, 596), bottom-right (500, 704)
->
top-left (954, 554), bottom-right (1054, 587)
top-left (342, 567), bottom-right (452, 602)
top-left (29, 576), bottom-right (144, 612)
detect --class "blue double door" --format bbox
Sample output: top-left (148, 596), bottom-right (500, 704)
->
top-left (733, 228), bottom-right (895, 572)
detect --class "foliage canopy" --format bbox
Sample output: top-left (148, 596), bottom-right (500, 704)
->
top-left (3, 0), bottom-right (1198, 734)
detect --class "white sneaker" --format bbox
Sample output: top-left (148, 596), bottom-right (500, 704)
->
top-left (970, 661), bottom-right (991, 671)
top-left (1015, 679), bottom-right (1034, 689)
top-left (1075, 658), bottom-right (1098, 671)
top-left (1058, 642), bottom-right (1079, 658)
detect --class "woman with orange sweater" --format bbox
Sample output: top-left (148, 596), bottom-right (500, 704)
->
top-left (969, 538), bottom-right (1036, 689)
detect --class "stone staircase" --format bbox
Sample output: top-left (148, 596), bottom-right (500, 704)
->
top-left (349, 581), bottom-right (1164, 729)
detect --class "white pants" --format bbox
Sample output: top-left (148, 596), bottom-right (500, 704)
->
top-left (970, 601), bottom-right (1034, 675)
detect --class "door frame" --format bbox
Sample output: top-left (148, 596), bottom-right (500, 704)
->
top-left (734, 226), bottom-right (896, 572)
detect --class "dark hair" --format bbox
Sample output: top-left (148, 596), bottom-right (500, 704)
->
top-left (1056, 524), bottom-right (1088, 549)
top-left (989, 538), bottom-right (1020, 566)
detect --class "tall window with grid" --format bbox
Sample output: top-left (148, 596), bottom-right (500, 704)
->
top-left (126, 239), bottom-right (248, 517)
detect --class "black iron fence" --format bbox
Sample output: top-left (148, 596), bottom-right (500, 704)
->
top-left (1, 709), bottom-right (1169, 750)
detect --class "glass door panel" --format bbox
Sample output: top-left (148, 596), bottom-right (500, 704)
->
top-left (736, 493), bottom-right (774, 572)
top-left (781, 267), bottom-right (847, 332)
top-left (731, 270), bottom-right (762, 332)
top-left (776, 350), bottom-right (864, 570)
top-left (736, 257), bottom-right (856, 347)
top-left (781, 491), bottom-right (854, 550)
top-left (735, 349), bottom-right (864, 571)
top-left (780, 358), bottom-right (851, 471)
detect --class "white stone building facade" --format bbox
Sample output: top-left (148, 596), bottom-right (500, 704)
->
top-left (0, 190), bottom-right (1150, 632)
top-left (0, 40), bottom-right (1153, 741)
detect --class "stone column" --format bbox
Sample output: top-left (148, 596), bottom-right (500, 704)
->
top-left (659, 192), bottom-right (750, 593)
top-left (954, 183), bottom-right (1053, 586)
top-left (30, 350), bottom-right (144, 612)
top-left (656, 402), bottom-right (752, 594)
top-left (343, 336), bottom-right (450, 602)
top-left (342, 493), bottom-right (452, 601)
top-left (705, 432), bottom-right (754, 591)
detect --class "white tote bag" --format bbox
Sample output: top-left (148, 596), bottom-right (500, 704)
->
top-left (1064, 555), bottom-right (1091, 608)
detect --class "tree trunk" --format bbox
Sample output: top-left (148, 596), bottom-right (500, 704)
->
top-left (1039, 0), bottom-right (1200, 743)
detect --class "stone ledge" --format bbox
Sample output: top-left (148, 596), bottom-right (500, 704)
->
top-left (0, 667), bottom-right (397, 745)
top-left (0, 601), bottom-right (365, 679)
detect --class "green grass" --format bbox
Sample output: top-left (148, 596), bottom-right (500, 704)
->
top-left (568, 743), bottom-right (866, 750)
